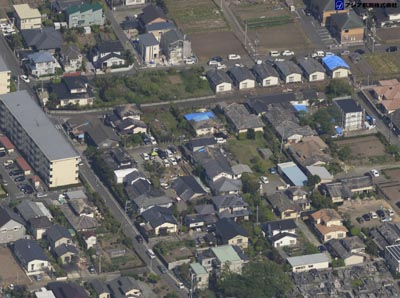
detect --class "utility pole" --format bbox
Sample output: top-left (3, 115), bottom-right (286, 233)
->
top-left (244, 21), bottom-right (248, 49)
top-left (220, 0), bottom-right (223, 12)
top-left (256, 205), bottom-right (259, 225)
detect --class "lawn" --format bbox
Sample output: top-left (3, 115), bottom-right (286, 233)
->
top-left (165, 0), bottom-right (229, 34)
top-left (225, 136), bottom-right (273, 173)
top-left (361, 52), bottom-right (400, 80)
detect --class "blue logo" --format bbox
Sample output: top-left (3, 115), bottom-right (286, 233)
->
top-left (335, 0), bottom-right (344, 10)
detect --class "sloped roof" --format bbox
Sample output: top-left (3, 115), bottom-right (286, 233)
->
top-left (146, 22), bottom-right (175, 32)
top-left (172, 176), bottom-right (206, 201)
top-left (264, 219), bottom-right (297, 232)
top-left (322, 55), bottom-right (350, 71)
top-left (206, 69), bottom-right (233, 86)
top-left (297, 57), bottom-right (325, 75)
top-left (223, 103), bottom-right (264, 131)
top-left (228, 66), bottom-right (255, 82)
top-left (14, 239), bottom-right (48, 263)
top-left (97, 40), bottom-right (123, 54)
top-left (22, 28), bottom-right (63, 50)
top-left (141, 206), bottom-right (178, 228)
top-left (231, 164), bottom-right (253, 176)
top-left (28, 51), bottom-right (54, 63)
top-left (47, 224), bottom-right (71, 243)
top-left (139, 33), bottom-right (159, 47)
top-left (215, 218), bottom-right (248, 243)
top-left (140, 4), bottom-right (167, 25)
top-left (161, 29), bottom-right (184, 45)
top-left (54, 243), bottom-right (79, 258)
top-left (0, 206), bottom-right (25, 227)
top-left (275, 60), bottom-right (302, 77)
top-left (66, 2), bottom-right (102, 14)
top-left (330, 10), bottom-right (364, 30)
top-left (251, 63), bottom-right (279, 80)
top-left (210, 177), bottom-right (242, 194)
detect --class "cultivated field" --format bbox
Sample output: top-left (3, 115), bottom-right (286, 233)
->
top-left (377, 169), bottom-right (400, 209)
top-left (376, 27), bottom-right (400, 44)
top-left (335, 135), bottom-right (392, 166)
top-left (189, 31), bottom-right (246, 62)
top-left (0, 247), bottom-right (31, 287)
top-left (165, 0), bottom-right (228, 34)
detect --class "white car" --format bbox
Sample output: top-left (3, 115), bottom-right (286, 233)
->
top-left (3, 160), bottom-right (14, 166)
top-left (234, 63), bottom-right (244, 67)
top-left (316, 51), bottom-right (325, 57)
top-left (177, 282), bottom-right (185, 289)
top-left (370, 169), bottom-right (379, 177)
top-left (270, 50), bottom-right (280, 57)
top-left (274, 58), bottom-right (285, 62)
top-left (184, 58), bottom-right (195, 65)
top-left (281, 50), bottom-right (294, 56)
top-left (20, 75), bottom-right (30, 83)
top-left (169, 158), bottom-right (177, 166)
top-left (369, 211), bottom-right (378, 219)
top-left (228, 54), bottom-right (241, 60)
top-left (208, 60), bottom-right (219, 66)
top-left (141, 153), bottom-right (149, 161)
top-left (325, 51), bottom-right (335, 56)
top-left (260, 176), bottom-right (269, 184)
top-left (150, 136), bottom-right (157, 145)
top-left (388, 209), bottom-right (395, 216)
top-left (216, 63), bottom-right (227, 70)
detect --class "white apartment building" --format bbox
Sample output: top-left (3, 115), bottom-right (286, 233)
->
top-left (0, 91), bottom-right (79, 187)
top-left (0, 55), bottom-right (11, 95)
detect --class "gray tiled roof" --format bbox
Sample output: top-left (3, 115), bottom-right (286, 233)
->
top-left (228, 66), bottom-right (255, 82)
top-left (161, 29), bottom-right (184, 45)
top-left (251, 63), bottom-right (279, 81)
top-left (21, 27), bottom-right (63, 50)
top-left (297, 58), bottom-right (325, 76)
top-left (14, 239), bottom-right (48, 263)
top-left (223, 103), bottom-right (264, 131)
top-left (141, 206), bottom-right (177, 228)
top-left (0, 206), bottom-right (24, 227)
top-left (139, 33), bottom-right (159, 47)
top-left (206, 69), bottom-right (233, 86)
top-left (46, 224), bottom-right (71, 243)
top-left (172, 176), bottom-right (206, 201)
top-left (275, 60), bottom-right (302, 77)
top-left (215, 218), bottom-right (248, 244)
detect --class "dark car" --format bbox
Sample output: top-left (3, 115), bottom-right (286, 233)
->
top-left (211, 56), bottom-right (223, 62)
top-left (168, 145), bottom-right (177, 154)
top-left (135, 235), bottom-right (144, 243)
top-left (356, 217), bottom-right (365, 224)
top-left (387, 46), bottom-right (398, 53)
top-left (0, 151), bottom-right (6, 157)
top-left (355, 49), bottom-right (365, 55)
top-left (14, 176), bottom-right (25, 182)
top-left (363, 213), bottom-right (371, 221)
top-left (318, 245), bottom-right (327, 252)
top-left (5, 164), bottom-right (16, 170)
top-left (269, 167), bottom-right (277, 174)
top-left (158, 265), bottom-right (167, 274)
top-left (88, 265), bottom-right (96, 274)
top-left (9, 170), bottom-right (23, 176)
top-left (23, 187), bottom-right (34, 194)
top-left (376, 209), bottom-right (385, 219)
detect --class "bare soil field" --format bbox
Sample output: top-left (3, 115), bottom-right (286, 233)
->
top-left (0, 247), bottom-right (31, 287)
top-left (165, 0), bottom-right (228, 34)
top-left (376, 27), bottom-right (400, 44)
top-left (189, 31), bottom-right (246, 62)
top-left (232, 1), bottom-right (289, 21)
top-left (335, 135), bottom-right (392, 166)
top-left (377, 169), bottom-right (400, 210)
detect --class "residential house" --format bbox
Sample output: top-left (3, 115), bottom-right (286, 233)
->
top-left (138, 4), bottom-right (168, 30)
top-left (0, 207), bottom-right (26, 243)
top-left (160, 29), bottom-right (192, 64)
top-left (27, 51), bottom-right (57, 78)
top-left (60, 44), bottom-right (82, 73)
top-left (46, 224), bottom-right (72, 249)
top-left (306, 165), bottom-right (333, 183)
top-left (114, 104), bottom-right (142, 121)
top-left (53, 0), bottom-right (84, 12)
top-left (212, 194), bottom-right (250, 221)
top-left (251, 63), bottom-right (279, 87)
top-left (262, 219), bottom-right (298, 248)
top-left (130, 192), bottom-right (174, 214)
top-left (82, 231), bottom-right (97, 249)
top-left (140, 206), bottom-right (178, 236)
top-left (85, 119), bottom-right (120, 149)
top-left (215, 218), bottom-right (249, 249)
top-left (125, 0), bottom-right (146, 6)
top-left (385, 244), bottom-right (400, 273)
top-left (322, 55), bottom-right (350, 78)
top-left (189, 263), bottom-right (209, 290)
top-left (91, 40), bottom-right (126, 70)
top-left (203, 156), bottom-right (233, 183)
top-left (228, 66), bottom-right (256, 90)
top-left (90, 280), bottom-right (110, 298)
top-left (231, 164), bottom-right (253, 179)
top-left (323, 175), bottom-right (374, 203)
top-left (210, 245), bottom-right (248, 273)
top-left (21, 28), bottom-right (63, 52)
top-left (372, 79), bottom-right (400, 114)
top-left (277, 161), bottom-right (308, 187)
top-left (287, 253), bottom-right (330, 272)
top-left (288, 135), bottom-right (333, 167)
top-left (13, 4), bottom-right (42, 30)
top-left (49, 75), bottom-right (95, 107)
top-left (137, 33), bottom-right (160, 64)
top-left (286, 186), bottom-right (311, 211)
top-left (184, 111), bottom-right (221, 136)
top-left (172, 175), bottom-right (207, 201)
top-left (34, 288), bottom-right (56, 298)
top-left (16, 200), bottom-right (53, 222)
top-left (263, 102), bottom-right (315, 144)
top-left (13, 239), bottom-right (49, 274)
top-left (28, 216), bottom-right (52, 240)
top-left (187, 137), bottom-right (217, 152)
top-left (308, 0), bottom-right (349, 25)
top-left (54, 244), bottom-right (79, 264)
top-left (370, 223), bottom-right (400, 251)
top-left (222, 103), bottom-right (264, 134)
top-left (66, 2), bottom-right (104, 28)
top-left (267, 192), bottom-right (301, 219)
top-left (311, 208), bottom-right (348, 242)
top-left (145, 22), bottom-right (176, 41)
top-left (116, 118), bottom-right (147, 135)
top-left (246, 92), bottom-right (297, 116)
top-left (328, 11), bottom-right (365, 46)
top-left (111, 148), bottom-right (134, 169)
top-left (206, 69), bottom-right (233, 93)
top-left (47, 282), bottom-right (89, 298)
top-left (297, 57), bottom-right (326, 82)
top-left (326, 236), bottom-right (366, 266)
top-left (120, 17), bottom-right (138, 39)
top-left (107, 276), bottom-right (141, 298)
top-left (274, 61), bottom-right (303, 83)
top-left (0, 55), bottom-right (11, 94)
top-left (334, 96), bottom-right (364, 131)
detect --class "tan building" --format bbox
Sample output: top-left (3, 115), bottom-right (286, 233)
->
top-left (309, 0), bottom-right (349, 25)
top-left (0, 91), bottom-right (79, 188)
top-left (0, 55), bottom-right (11, 95)
top-left (311, 209), bottom-right (348, 242)
top-left (328, 11), bottom-right (365, 46)
top-left (14, 4), bottom-right (42, 30)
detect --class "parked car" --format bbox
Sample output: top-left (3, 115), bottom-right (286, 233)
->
top-left (149, 136), bottom-right (157, 145)
top-left (282, 50), bottom-right (294, 56)
top-left (386, 46), bottom-right (398, 52)
top-left (177, 282), bottom-right (185, 289)
top-left (135, 235), bottom-right (144, 243)
top-left (211, 56), bottom-right (223, 62)
top-left (341, 50), bottom-right (350, 56)
top-left (370, 169), bottom-right (379, 177)
top-left (3, 160), bottom-right (13, 166)
top-left (5, 164), bottom-right (16, 170)
top-left (14, 176), bottom-right (25, 182)
top-left (158, 265), bottom-right (167, 274)
top-left (260, 176), bottom-right (269, 184)
top-left (376, 209), bottom-right (385, 219)
top-left (228, 54), bottom-right (241, 60)
top-left (356, 216), bottom-right (365, 224)
top-left (369, 211), bottom-right (378, 219)
top-left (19, 75), bottom-right (30, 83)
top-left (88, 265), bottom-right (96, 274)
top-left (141, 153), bottom-right (149, 161)
top-left (388, 208), bottom-right (395, 216)
top-left (269, 167), bottom-right (277, 174)
top-left (318, 245), bottom-right (326, 252)
top-left (325, 51), bottom-right (334, 56)
top-left (147, 249), bottom-right (156, 259)
top-left (354, 49), bottom-right (365, 55)
top-left (269, 51), bottom-right (280, 57)
top-left (9, 170), bottom-right (23, 176)
top-left (184, 58), bottom-right (195, 65)
top-left (362, 213), bottom-right (371, 221)
top-left (216, 63), bottom-right (227, 70)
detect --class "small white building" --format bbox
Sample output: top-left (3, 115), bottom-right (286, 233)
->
top-left (228, 66), bottom-right (256, 90)
top-left (271, 232), bottom-right (297, 248)
top-left (275, 61), bottom-right (303, 84)
top-left (322, 55), bottom-right (350, 79)
top-left (287, 253), bottom-right (330, 273)
top-left (297, 57), bottom-right (326, 82)
top-left (251, 63), bottom-right (279, 87)
top-left (206, 69), bottom-right (233, 93)
top-left (190, 263), bottom-right (209, 290)
top-left (114, 168), bottom-right (137, 184)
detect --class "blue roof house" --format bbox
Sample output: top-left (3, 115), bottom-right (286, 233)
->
top-left (184, 111), bottom-right (221, 136)
top-left (28, 51), bottom-right (57, 78)
top-left (322, 55), bottom-right (350, 79)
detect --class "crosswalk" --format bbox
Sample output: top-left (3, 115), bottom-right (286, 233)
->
top-left (316, 28), bottom-right (336, 47)
top-left (55, 124), bottom-right (62, 130)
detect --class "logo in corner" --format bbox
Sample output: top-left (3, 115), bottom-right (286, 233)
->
top-left (335, 0), bottom-right (345, 10)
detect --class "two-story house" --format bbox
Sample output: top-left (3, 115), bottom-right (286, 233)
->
top-left (308, 0), bottom-right (349, 25)
top-left (311, 208), bottom-right (348, 242)
top-left (275, 61), bottom-right (303, 83)
top-left (228, 66), bottom-right (256, 90)
top-left (27, 51), bottom-right (57, 78)
top-left (91, 40), bottom-right (126, 70)
top-left (13, 4), bottom-right (41, 30)
top-left (0, 207), bottom-right (26, 243)
top-left (46, 224), bottom-right (72, 249)
top-left (13, 239), bottom-right (50, 274)
top-left (137, 33), bottom-right (160, 64)
top-left (251, 63), bottom-right (280, 87)
top-left (211, 194), bottom-right (250, 221)
top-left (160, 29), bottom-right (192, 64)
top-left (66, 2), bottom-right (104, 28)
top-left (297, 57), bottom-right (326, 82)
top-left (328, 11), bottom-right (365, 46)
top-left (215, 218), bottom-right (249, 249)
top-left (49, 75), bottom-right (95, 107)
top-left (262, 219), bottom-right (297, 247)
top-left (60, 44), bottom-right (82, 73)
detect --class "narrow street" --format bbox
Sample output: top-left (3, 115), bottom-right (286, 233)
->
top-left (296, 219), bottom-right (321, 247)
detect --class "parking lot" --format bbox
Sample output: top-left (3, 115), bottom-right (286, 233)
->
top-left (339, 198), bottom-right (398, 228)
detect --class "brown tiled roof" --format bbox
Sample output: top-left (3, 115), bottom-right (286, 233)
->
top-left (315, 224), bottom-right (348, 236)
top-left (311, 208), bottom-right (342, 223)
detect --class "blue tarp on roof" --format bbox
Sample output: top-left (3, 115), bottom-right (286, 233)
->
top-left (293, 104), bottom-right (308, 112)
top-left (322, 55), bottom-right (349, 71)
top-left (336, 126), bottom-right (344, 135)
top-left (184, 111), bottom-right (216, 122)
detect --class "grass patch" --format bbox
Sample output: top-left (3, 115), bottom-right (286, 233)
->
top-left (0, 185), bottom-right (6, 198)
top-left (359, 52), bottom-right (400, 80)
top-left (246, 15), bottom-right (293, 29)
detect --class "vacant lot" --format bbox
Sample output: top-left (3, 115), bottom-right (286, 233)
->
top-left (339, 198), bottom-right (398, 229)
top-left (377, 168), bottom-right (400, 211)
top-left (189, 31), bottom-right (246, 62)
top-left (376, 27), bottom-right (400, 43)
top-left (335, 135), bottom-right (392, 166)
top-left (166, 0), bottom-right (228, 34)
top-left (0, 247), bottom-right (31, 287)
top-left (232, 1), bottom-right (290, 26)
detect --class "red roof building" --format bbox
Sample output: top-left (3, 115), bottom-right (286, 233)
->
top-left (16, 156), bottom-right (32, 175)
top-left (0, 135), bottom-right (15, 152)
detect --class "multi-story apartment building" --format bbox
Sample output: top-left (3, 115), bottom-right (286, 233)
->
top-left (66, 2), bottom-right (104, 28)
top-left (13, 4), bottom-right (42, 30)
top-left (0, 55), bottom-right (11, 94)
top-left (0, 91), bottom-right (79, 188)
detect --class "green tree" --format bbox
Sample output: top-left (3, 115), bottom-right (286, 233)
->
top-left (326, 79), bottom-right (352, 98)
top-left (241, 173), bottom-right (260, 195)
top-left (307, 174), bottom-right (321, 188)
top-left (164, 293), bottom-right (179, 298)
top-left (218, 260), bottom-right (292, 298)
top-left (338, 146), bottom-right (352, 161)
top-left (350, 227), bottom-right (362, 237)
top-left (332, 258), bottom-right (345, 268)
